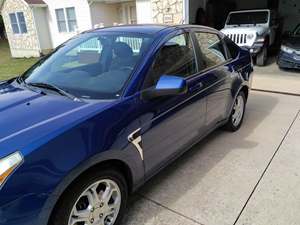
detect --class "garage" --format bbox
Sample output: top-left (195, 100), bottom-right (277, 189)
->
top-left (182, 0), bottom-right (300, 95)
top-left (144, 0), bottom-right (299, 93)
top-left (187, 0), bottom-right (300, 32)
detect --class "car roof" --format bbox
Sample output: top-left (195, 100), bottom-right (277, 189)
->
top-left (89, 24), bottom-right (170, 35)
top-left (87, 24), bottom-right (218, 35)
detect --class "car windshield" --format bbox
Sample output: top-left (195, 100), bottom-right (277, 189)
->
top-left (22, 32), bottom-right (154, 100)
top-left (227, 11), bottom-right (269, 25)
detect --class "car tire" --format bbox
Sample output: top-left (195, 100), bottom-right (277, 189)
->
top-left (256, 46), bottom-right (268, 66)
top-left (50, 168), bottom-right (128, 225)
top-left (224, 91), bottom-right (246, 132)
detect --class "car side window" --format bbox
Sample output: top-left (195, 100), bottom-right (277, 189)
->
top-left (143, 33), bottom-right (197, 88)
top-left (194, 32), bottom-right (227, 69)
top-left (224, 37), bottom-right (240, 59)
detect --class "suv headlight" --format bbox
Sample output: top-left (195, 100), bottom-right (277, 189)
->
top-left (0, 152), bottom-right (23, 187)
top-left (281, 45), bottom-right (294, 54)
top-left (247, 34), bottom-right (254, 39)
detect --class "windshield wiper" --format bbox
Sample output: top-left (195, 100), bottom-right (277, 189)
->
top-left (28, 82), bottom-right (82, 102)
top-left (16, 76), bottom-right (45, 94)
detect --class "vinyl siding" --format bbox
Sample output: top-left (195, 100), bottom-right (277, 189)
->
top-left (43, 0), bottom-right (92, 48)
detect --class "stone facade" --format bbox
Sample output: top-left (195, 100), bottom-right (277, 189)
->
top-left (2, 0), bottom-right (40, 58)
top-left (151, 0), bottom-right (183, 24)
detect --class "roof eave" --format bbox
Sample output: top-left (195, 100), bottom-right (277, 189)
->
top-left (28, 3), bottom-right (47, 7)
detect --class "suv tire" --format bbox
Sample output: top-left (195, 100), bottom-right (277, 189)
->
top-left (256, 45), bottom-right (268, 66)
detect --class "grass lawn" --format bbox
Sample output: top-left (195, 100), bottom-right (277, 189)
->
top-left (0, 40), bottom-right (39, 81)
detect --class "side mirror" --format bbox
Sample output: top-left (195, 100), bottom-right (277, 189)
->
top-left (142, 75), bottom-right (188, 100)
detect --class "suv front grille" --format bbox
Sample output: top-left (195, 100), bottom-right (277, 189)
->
top-left (228, 34), bottom-right (247, 44)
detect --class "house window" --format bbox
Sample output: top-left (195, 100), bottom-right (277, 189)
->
top-left (55, 7), bottom-right (77, 33)
top-left (66, 7), bottom-right (77, 32)
top-left (55, 9), bottom-right (67, 32)
top-left (9, 12), bottom-right (27, 34)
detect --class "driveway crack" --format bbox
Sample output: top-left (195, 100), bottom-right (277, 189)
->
top-left (233, 110), bottom-right (300, 225)
top-left (138, 193), bottom-right (206, 225)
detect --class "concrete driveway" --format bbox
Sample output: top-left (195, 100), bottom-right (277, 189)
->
top-left (121, 91), bottom-right (300, 225)
top-left (252, 57), bottom-right (300, 95)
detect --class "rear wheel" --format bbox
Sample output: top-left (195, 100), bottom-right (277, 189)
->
top-left (256, 46), bottom-right (268, 66)
top-left (50, 169), bottom-right (128, 225)
top-left (224, 91), bottom-right (246, 132)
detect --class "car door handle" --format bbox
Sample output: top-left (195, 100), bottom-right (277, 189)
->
top-left (189, 82), bottom-right (204, 92)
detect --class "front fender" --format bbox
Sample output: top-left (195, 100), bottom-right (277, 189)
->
top-left (0, 95), bottom-right (145, 225)
top-left (37, 145), bottom-right (144, 225)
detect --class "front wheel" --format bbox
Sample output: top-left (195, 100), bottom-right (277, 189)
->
top-left (50, 169), bottom-right (128, 225)
top-left (224, 92), bottom-right (246, 132)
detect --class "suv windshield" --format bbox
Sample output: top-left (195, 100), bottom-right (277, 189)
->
top-left (227, 11), bottom-right (269, 25)
top-left (22, 32), bottom-right (154, 100)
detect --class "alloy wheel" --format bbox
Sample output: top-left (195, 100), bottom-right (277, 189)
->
top-left (68, 179), bottom-right (122, 225)
top-left (232, 95), bottom-right (245, 127)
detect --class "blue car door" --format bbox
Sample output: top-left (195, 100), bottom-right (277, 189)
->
top-left (134, 31), bottom-right (207, 177)
top-left (192, 30), bottom-right (233, 129)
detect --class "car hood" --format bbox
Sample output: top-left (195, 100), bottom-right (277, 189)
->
top-left (0, 82), bottom-right (113, 157)
top-left (282, 36), bottom-right (300, 50)
top-left (222, 26), bottom-right (266, 36)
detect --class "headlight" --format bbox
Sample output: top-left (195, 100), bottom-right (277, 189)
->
top-left (247, 34), bottom-right (254, 39)
top-left (281, 45), bottom-right (294, 54)
top-left (0, 152), bottom-right (23, 187)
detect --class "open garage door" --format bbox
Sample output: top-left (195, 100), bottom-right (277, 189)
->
top-left (188, 0), bottom-right (281, 28)
top-left (186, 0), bottom-right (300, 94)
top-left (188, 0), bottom-right (298, 32)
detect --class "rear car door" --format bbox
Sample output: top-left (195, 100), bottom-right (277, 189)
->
top-left (137, 31), bottom-right (207, 176)
top-left (192, 30), bottom-right (234, 128)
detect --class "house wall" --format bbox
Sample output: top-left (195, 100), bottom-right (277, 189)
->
top-left (136, 0), bottom-right (153, 23)
top-left (32, 7), bottom-right (52, 51)
top-left (151, 0), bottom-right (183, 24)
top-left (90, 2), bottom-right (120, 27)
top-left (1, 0), bottom-right (41, 58)
top-left (43, 0), bottom-right (92, 48)
top-left (119, 2), bottom-right (137, 24)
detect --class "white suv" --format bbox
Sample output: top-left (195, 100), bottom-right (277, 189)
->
top-left (221, 9), bottom-right (279, 66)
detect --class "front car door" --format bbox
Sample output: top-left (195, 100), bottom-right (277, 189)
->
top-left (135, 30), bottom-right (207, 177)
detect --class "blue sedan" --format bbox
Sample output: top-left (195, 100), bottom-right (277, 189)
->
top-left (0, 25), bottom-right (253, 225)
